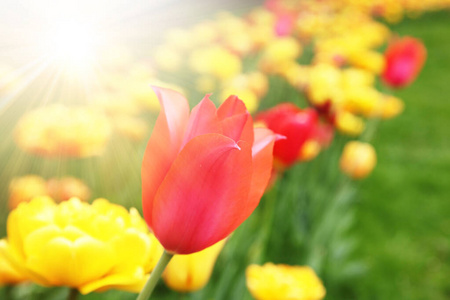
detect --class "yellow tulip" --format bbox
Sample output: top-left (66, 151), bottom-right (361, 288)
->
top-left (8, 175), bottom-right (48, 210)
top-left (335, 111), bottom-right (365, 136)
top-left (298, 140), bottom-right (321, 162)
top-left (247, 72), bottom-right (269, 98)
top-left (189, 46), bottom-right (242, 81)
top-left (0, 197), bottom-right (163, 294)
top-left (340, 141), bottom-right (377, 179)
top-left (307, 63), bottom-right (344, 107)
top-left (259, 37), bottom-right (302, 74)
top-left (163, 239), bottom-right (226, 292)
top-left (378, 95), bottom-right (404, 119)
top-left (348, 50), bottom-right (385, 74)
top-left (246, 263), bottom-right (326, 300)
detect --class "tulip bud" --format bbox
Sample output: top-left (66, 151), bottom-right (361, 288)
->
top-left (246, 263), bottom-right (326, 300)
top-left (162, 240), bottom-right (226, 292)
top-left (382, 36), bottom-right (426, 88)
top-left (340, 141), bottom-right (377, 179)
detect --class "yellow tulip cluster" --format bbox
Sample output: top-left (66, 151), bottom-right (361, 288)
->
top-left (304, 64), bottom-right (403, 136)
top-left (273, 3), bottom-right (402, 136)
top-left (0, 196), bottom-right (230, 294)
top-left (151, 0), bottom-right (405, 139)
top-left (153, 10), bottom-right (279, 112)
top-left (246, 263), bottom-right (326, 300)
top-left (14, 105), bottom-right (112, 158)
top-left (0, 197), bottom-right (163, 294)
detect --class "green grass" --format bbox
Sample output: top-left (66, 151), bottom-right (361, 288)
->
top-left (354, 11), bottom-right (450, 300)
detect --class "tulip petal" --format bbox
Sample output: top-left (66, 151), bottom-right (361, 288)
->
top-left (80, 268), bottom-right (147, 294)
top-left (152, 133), bottom-right (253, 254)
top-left (181, 95), bottom-right (222, 147)
top-left (110, 229), bottom-right (152, 273)
top-left (142, 87), bottom-right (190, 226)
top-left (26, 234), bottom-right (115, 287)
top-left (248, 128), bottom-right (277, 210)
top-left (218, 95), bottom-right (254, 144)
top-left (0, 239), bottom-right (49, 286)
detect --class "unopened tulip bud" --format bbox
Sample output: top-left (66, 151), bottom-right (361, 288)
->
top-left (246, 263), bottom-right (326, 300)
top-left (163, 240), bottom-right (226, 292)
top-left (382, 37), bottom-right (426, 88)
top-left (340, 141), bottom-right (377, 179)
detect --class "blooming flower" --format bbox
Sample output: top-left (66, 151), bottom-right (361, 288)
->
top-left (162, 239), bottom-right (226, 292)
top-left (246, 263), bottom-right (326, 300)
top-left (340, 141), bottom-right (377, 179)
top-left (141, 87), bottom-right (277, 254)
top-left (256, 103), bottom-right (333, 169)
top-left (0, 197), bottom-right (163, 294)
top-left (382, 36), bottom-right (426, 88)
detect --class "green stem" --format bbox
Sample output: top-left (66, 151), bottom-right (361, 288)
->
top-left (67, 288), bottom-right (79, 300)
top-left (137, 250), bottom-right (174, 300)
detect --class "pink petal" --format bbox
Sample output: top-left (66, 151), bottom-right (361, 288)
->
top-left (152, 133), bottom-right (253, 254)
top-left (141, 87), bottom-right (190, 227)
top-left (218, 95), bottom-right (254, 144)
top-left (248, 128), bottom-right (277, 208)
top-left (181, 95), bottom-right (222, 147)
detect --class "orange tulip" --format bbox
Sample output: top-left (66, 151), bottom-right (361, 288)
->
top-left (141, 87), bottom-right (277, 254)
top-left (382, 37), bottom-right (426, 88)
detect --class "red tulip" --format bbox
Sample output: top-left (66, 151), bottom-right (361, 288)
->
top-left (382, 37), bottom-right (426, 88)
top-left (141, 87), bottom-right (277, 254)
top-left (256, 103), bottom-right (333, 169)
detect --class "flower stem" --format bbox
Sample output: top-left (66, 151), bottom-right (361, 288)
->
top-left (137, 250), bottom-right (173, 300)
top-left (67, 288), bottom-right (79, 300)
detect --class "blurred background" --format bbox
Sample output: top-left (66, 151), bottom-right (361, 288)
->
top-left (0, 0), bottom-right (449, 299)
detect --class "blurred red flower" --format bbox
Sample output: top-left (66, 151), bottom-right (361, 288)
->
top-left (256, 103), bottom-right (333, 169)
top-left (141, 87), bottom-right (277, 254)
top-left (382, 37), bottom-right (426, 88)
